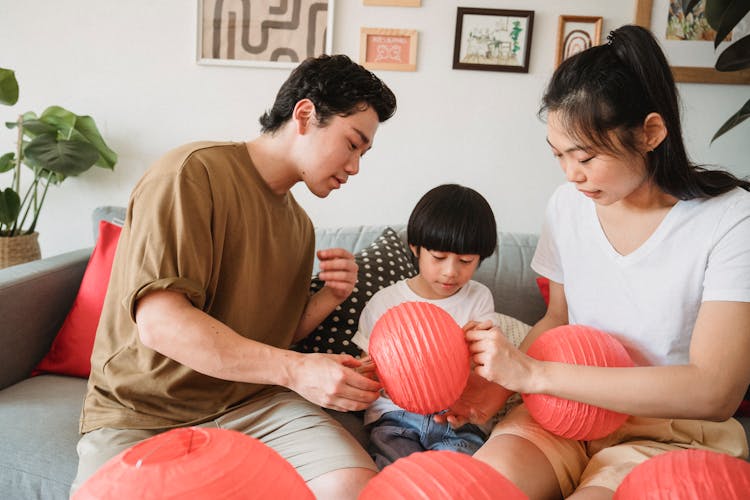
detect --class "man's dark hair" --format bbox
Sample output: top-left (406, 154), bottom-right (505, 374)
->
top-left (259, 54), bottom-right (397, 133)
top-left (408, 184), bottom-right (497, 262)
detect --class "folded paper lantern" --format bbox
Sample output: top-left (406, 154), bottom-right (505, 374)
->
top-left (522, 325), bottom-right (634, 440)
top-left (359, 450), bottom-right (527, 499)
top-left (614, 449), bottom-right (750, 499)
top-left (73, 427), bottom-right (314, 500)
top-left (369, 301), bottom-right (470, 415)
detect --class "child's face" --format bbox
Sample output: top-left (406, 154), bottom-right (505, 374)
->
top-left (546, 111), bottom-right (650, 207)
top-left (410, 246), bottom-right (480, 299)
top-left (296, 103), bottom-right (379, 198)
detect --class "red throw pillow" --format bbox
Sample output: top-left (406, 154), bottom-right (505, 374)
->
top-left (536, 276), bottom-right (550, 306)
top-left (32, 220), bottom-right (122, 378)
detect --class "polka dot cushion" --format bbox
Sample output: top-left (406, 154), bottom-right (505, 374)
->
top-left (292, 227), bottom-right (417, 357)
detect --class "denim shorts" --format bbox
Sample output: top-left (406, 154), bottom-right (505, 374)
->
top-left (368, 409), bottom-right (487, 469)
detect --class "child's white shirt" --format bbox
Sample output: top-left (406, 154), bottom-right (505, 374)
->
top-left (532, 182), bottom-right (750, 367)
top-left (353, 279), bottom-right (497, 427)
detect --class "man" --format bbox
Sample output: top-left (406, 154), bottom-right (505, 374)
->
top-left (73, 54), bottom-right (397, 499)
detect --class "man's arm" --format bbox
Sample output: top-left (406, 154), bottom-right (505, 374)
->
top-left (293, 248), bottom-right (358, 342)
top-left (136, 290), bottom-right (381, 412)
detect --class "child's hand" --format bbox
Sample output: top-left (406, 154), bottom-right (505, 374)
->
top-left (355, 354), bottom-right (379, 381)
top-left (434, 372), bottom-right (512, 427)
top-left (317, 248), bottom-right (358, 301)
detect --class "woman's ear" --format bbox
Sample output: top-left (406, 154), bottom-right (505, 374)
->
top-left (292, 99), bottom-right (316, 134)
top-left (642, 112), bottom-right (668, 153)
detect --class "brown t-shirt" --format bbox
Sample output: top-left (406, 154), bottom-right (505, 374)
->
top-left (80, 142), bottom-right (315, 432)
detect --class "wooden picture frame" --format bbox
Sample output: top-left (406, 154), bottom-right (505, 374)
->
top-left (360, 28), bottom-right (418, 71)
top-left (452, 8), bottom-right (534, 73)
top-left (197, 0), bottom-right (334, 69)
top-left (363, 0), bottom-right (420, 6)
top-left (555, 15), bottom-right (602, 67)
top-left (634, 0), bottom-right (750, 84)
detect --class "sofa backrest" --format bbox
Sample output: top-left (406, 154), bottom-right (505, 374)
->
top-left (315, 225), bottom-right (546, 326)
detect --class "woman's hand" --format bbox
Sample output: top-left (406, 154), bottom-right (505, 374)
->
top-left (466, 325), bottom-right (538, 394)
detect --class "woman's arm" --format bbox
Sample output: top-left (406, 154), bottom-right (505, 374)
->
top-left (469, 299), bottom-right (750, 421)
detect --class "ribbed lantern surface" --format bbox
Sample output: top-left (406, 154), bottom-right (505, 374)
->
top-left (359, 450), bottom-right (528, 500)
top-left (522, 324), bottom-right (634, 440)
top-left (614, 449), bottom-right (750, 499)
top-left (74, 427), bottom-right (314, 499)
top-left (369, 301), bottom-right (470, 415)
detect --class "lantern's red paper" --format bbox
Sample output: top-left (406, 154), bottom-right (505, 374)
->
top-left (369, 301), bottom-right (470, 415)
top-left (73, 427), bottom-right (314, 499)
top-left (360, 450), bottom-right (527, 499)
top-left (522, 324), bottom-right (634, 440)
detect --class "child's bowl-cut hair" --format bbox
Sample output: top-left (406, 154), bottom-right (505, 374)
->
top-left (407, 184), bottom-right (497, 262)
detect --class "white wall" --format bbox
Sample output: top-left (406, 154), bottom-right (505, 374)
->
top-left (0, 0), bottom-right (747, 257)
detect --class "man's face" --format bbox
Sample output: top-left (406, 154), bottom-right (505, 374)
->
top-left (297, 105), bottom-right (380, 198)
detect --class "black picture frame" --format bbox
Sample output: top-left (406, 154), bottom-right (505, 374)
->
top-left (452, 7), bottom-right (534, 73)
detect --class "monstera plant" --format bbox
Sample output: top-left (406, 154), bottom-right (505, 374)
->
top-left (0, 67), bottom-right (117, 239)
top-left (682, 0), bottom-right (750, 142)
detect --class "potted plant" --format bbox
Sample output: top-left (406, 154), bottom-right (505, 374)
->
top-left (0, 67), bottom-right (117, 268)
top-left (681, 0), bottom-right (750, 142)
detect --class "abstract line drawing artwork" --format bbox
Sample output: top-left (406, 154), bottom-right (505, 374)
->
top-left (197, 0), bottom-right (334, 68)
top-left (555, 15), bottom-right (602, 67)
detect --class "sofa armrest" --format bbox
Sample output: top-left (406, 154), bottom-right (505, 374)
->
top-left (0, 249), bottom-right (91, 390)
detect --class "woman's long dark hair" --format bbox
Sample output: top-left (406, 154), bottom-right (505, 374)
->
top-left (540, 24), bottom-right (749, 199)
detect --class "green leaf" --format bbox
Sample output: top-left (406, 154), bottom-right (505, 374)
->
top-left (711, 99), bottom-right (750, 143)
top-left (0, 152), bottom-right (15, 173)
top-left (0, 188), bottom-right (21, 225)
top-left (705, 0), bottom-right (733, 31)
top-left (716, 34), bottom-right (750, 71)
top-left (24, 135), bottom-right (100, 177)
top-left (0, 68), bottom-right (19, 106)
top-left (21, 118), bottom-right (58, 137)
top-left (74, 115), bottom-right (117, 168)
top-left (39, 106), bottom-right (78, 138)
top-left (714, 1), bottom-right (750, 49)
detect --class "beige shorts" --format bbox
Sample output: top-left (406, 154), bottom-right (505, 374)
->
top-left (491, 404), bottom-right (749, 496)
top-left (72, 388), bottom-right (375, 493)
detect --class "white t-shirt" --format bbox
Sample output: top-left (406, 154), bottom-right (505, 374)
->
top-left (532, 182), bottom-right (750, 367)
top-left (353, 279), bottom-right (497, 426)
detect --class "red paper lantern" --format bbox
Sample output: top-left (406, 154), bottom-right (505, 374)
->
top-left (73, 427), bottom-right (314, 500)
top-left (369, 301), bottom-right (470, 415)
top-left (614, 449), bottom-right (750, 499)
top-left (359, 450), bottom-right (527, 500)
top-left (522, 325), bottom-right (634, 440)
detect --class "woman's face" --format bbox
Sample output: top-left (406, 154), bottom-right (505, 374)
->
top-left (546, 111), bottom-right (650, 207)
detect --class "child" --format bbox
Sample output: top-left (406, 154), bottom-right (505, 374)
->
top-left (453, 25), bottom-right (750, 498)
top-left (353, 183), bottom-right (502, 469)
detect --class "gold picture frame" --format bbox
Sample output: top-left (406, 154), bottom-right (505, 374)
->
top-left (360, 28), bottom-right (418, 71)
top-left (634, 0), bottom-right (750, 84)
top-left (363, 0), bottom-right (420, 6)
top-left (555, 15), bottom-right (602, 68)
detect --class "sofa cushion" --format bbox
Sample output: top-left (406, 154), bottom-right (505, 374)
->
top-left (293, 227), bottom-right (417, 357)
top-left (0, 375), bottom-right (86, 499)
top-left (32, 220), bottom-right (122, 378)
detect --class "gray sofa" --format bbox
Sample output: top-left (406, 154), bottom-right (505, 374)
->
top-left (0, 209), bottom-right (747, 499)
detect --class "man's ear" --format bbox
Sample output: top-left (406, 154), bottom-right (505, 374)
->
top-left (642, 112), bottom-right (668, 153)
top-left (292, 99), bottom-right (316, 134)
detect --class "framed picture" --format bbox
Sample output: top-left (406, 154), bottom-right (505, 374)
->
top-left (555, 15), bottom-right (602, 67)
top-left (634, 0), bottom-right (750, 84)
top-left (197, 0), bottom-right (334, 69)
top-left (360, 28), bottom-right (418, 71)
top-left (452, 8), bottom-right (535, 73)
top-left (364, 0), bottom-right (420, 5)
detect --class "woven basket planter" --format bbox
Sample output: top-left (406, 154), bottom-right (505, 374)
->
top-left (0, 232), bottom-right (41, 269)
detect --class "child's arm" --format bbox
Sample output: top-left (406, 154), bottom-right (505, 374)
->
top-left (292, 248), bottom-right (358, 343)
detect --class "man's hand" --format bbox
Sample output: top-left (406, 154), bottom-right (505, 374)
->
top-left (434, 372), bottom-right (512, 427)
top-left (288, 353), bottom-right (381, 412)
top-left (317, 248), bottom-right (358, 301)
